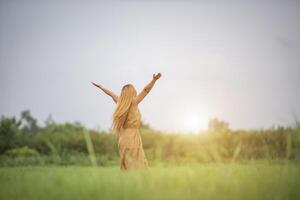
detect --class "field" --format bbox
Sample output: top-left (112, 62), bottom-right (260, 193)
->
top-left (1, 113), bottom-right (300, 199)
top-left (1, 162), bottom-right (300, 200)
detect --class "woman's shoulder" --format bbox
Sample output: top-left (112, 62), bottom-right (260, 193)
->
top-left (130, 101), bottom-right (139, 112)
top-left (131, 98), bottom-right (139, 107)
top-left (130, 103), bottom-right (139, 110)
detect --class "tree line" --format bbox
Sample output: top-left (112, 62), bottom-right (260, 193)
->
top-left (0, 110), bottom-right (300, 166)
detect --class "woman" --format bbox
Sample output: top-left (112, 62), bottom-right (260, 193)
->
top-left (91, 73), bottom-right (162, 171)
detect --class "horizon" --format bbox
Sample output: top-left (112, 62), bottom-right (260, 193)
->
top-left (2, 109), bottom-right (299, 134)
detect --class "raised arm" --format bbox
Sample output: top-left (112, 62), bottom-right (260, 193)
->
top-left (91, 82), bottom-right (119, 103)
top-left (134, 73), bottom-right (162, 105)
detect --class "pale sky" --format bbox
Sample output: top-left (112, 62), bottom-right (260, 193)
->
top-left (1, 0), bottom-right (300, 132)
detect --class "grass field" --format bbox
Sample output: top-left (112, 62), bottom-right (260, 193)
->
top-left (1, 162), bottom-right (300, 200)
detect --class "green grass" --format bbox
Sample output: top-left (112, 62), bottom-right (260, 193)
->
top-left (0, 162), bottom-right (300, 200)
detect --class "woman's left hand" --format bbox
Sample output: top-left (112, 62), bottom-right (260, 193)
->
top-left (91, 81), bottom-right (102, 88)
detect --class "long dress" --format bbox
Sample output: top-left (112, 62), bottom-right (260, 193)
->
top-left (118, 103), bottom-right (149, 171)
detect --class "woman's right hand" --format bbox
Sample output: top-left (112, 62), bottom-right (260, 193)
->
top-left (153, 73), bottom-right (162, 80)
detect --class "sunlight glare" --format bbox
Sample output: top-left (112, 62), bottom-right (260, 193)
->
top-left (182, 112), bottom-right (208, 133)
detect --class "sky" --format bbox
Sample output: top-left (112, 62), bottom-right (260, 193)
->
top-left (1, 0), bottom-right (300, 132)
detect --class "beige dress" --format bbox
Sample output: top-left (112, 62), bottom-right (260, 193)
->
top-left (118, 103), bottom-right (149, 171)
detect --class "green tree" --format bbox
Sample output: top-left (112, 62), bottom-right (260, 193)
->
top-left (20, 110), bottom-right (40, 134)
top-left (208, 118), bottom-right (230, 133)
top-left (0, 116), bottom-right (21, 153)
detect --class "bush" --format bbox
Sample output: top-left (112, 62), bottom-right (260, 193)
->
top-left (5, 146), bottom-right (39, 158)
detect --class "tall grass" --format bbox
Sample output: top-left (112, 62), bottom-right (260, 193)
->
top-left (0, 163), bottom-right (299, 200)
top-left (83, 130), bottom-right (97, 166)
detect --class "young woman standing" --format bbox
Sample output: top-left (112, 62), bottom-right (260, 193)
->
top-left (92, 73), bottom-right (162, 171)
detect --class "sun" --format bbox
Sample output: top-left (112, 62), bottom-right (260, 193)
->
top-left (182, 112), bottom-right (208, 133)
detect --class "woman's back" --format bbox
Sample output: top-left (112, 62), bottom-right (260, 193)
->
top-left (123, 103), bottom-right (141, 129)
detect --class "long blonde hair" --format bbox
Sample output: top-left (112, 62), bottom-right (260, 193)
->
top-left (112, 84), bottom-right (137, 134)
